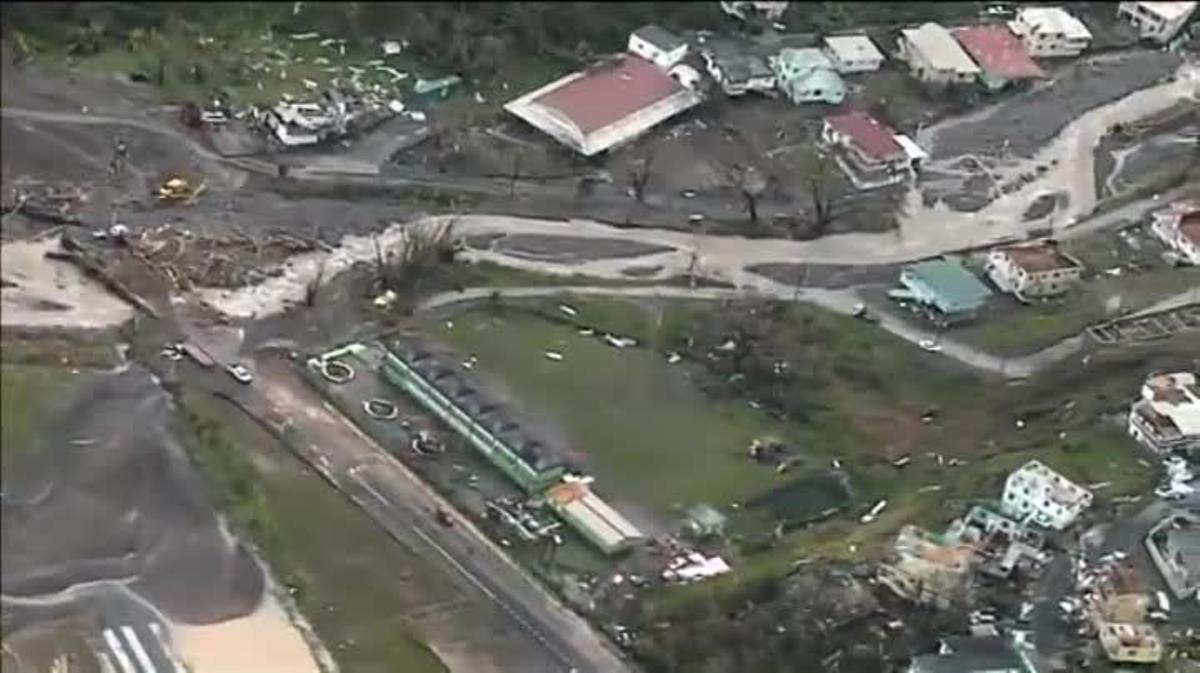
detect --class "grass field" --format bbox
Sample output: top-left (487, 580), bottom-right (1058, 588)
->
top-left (422, 295), bottom-right (1162, 588)
top-left (953, 266), bottom-right (1200, 356)
top-left (0, 363), bottom-right (97, 483)
top-left (429, 299), bottom-right (801, 516)
top-left (176, 392), bottom-right (449, 673)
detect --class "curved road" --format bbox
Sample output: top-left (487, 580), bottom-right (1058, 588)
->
top-left (417, 284), bottom-right (1088, 379)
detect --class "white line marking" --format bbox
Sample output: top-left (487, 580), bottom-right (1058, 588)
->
top-left (120, 625), bottom-right (158, 673)
top-left (101, 629), bottom-right (138, 673)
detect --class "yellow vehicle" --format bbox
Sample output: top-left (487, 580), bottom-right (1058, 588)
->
top-left (156, 176), bottom-right (206, 204)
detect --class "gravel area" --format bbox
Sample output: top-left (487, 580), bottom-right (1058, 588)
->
top-left (485, 234), bottom-right (674, 264)
top-left (748, 262), bottom-right (903, 289)
top-left (929, 50), bottom-right (1184, 159)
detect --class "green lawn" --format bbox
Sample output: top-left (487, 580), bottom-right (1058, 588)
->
top-left (432, 301), bottom-right (793, 514)
top-left (423, 295), bottom-right (1160, 598)
top-left (176, 392), bottom-right (450, 673)
top-left (953, 267), bottom-right (1200, 356)
top-left (0, 364), bottom-right (92, 483)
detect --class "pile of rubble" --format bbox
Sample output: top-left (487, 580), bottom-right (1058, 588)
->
top-left (124, 223), bottom-right (330, 290)
top-left (878, 461), bottom-right (1085, 612)
top-left (1068, 553), bottom-right (1165, 665)
top-left (2, 181), bottom-right (91, 226)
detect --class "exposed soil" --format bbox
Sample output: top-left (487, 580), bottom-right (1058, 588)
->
top-left (1, 367), bottom-right (265, 626)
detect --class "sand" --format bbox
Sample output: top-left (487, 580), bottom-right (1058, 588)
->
top-left (172, 594), bottom-right (320, 673)
top-left (0, 239), bottom-right (134, 329)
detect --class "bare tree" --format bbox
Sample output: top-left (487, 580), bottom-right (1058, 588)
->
top-left (796, 147), bottom-right (838, 233)
top-left (629, 146), bottom-right (656, 203)
top-left (508, 150), bottom-right (524, 199)
top-left (730, 164), bottom-right (767, 224)
top-left (304, 259), bottom-right (327, 307)
top-left (372, 218), bottom-right (459, 294)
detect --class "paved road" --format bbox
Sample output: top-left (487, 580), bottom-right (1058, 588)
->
top-left (216, 355), bottom-right (634, 673)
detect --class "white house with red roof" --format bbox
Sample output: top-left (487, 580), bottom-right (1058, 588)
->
top-left (504, 54), bottom-right (703, 157)
top-left (951, 25), bottom-right (1047, 91)
top-left (820, 110), bottom-right (925, 189)
top-left (984, 240), bottom-right (1085, 299)
top-left (1151, 201), bottom-right (1200, 265)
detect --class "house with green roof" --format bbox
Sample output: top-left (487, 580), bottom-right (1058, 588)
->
top-left (889, 256), bottom-right (993, 325)
top-left (769, 48), bottom-right (846, 104)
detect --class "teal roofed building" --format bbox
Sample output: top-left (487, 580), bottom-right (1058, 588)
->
top-left (770, 48), bottom-right (846, 104)
top-left (890, 256), bottom-right (993, 325)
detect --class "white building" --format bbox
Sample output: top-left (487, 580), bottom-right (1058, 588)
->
top-left (1008, 7), bottom-right (1094, 57)
top-left (264, 102), bottom-right (335, 147)
top-left (1129, 372), bottom-right (1200, 454)
top-left (1001, 460), bottom-right (1093, 531)
top-left (1151, 202), bottom-right (1200, 266)
top-left (898, 23), bottom-right (982, 84)
top-left (628, 25), bottom-right (689, 69)
top-left (720, 1), bottom-right (789, 22)
top-left (1117, 1), bottom-right (1198, 43)
top-left (985, 240), bottom-right (1085, 299)
top-left (822, 35), bottom-right (886, 73)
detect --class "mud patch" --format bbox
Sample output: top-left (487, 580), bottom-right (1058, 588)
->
top-left (0, 239), bottom-right (134, 329)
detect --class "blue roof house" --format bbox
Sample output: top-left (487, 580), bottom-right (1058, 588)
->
top-left (890, 256), bottom-right (993, 325)
top-left (770, 48), bottom-right (847, 104)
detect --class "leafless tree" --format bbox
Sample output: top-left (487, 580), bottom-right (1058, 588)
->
top-left (796, 147), bottom-right (838, 232)
top-left (629, 146), bottom-right (656, 203)
top-left (508, 150), bottom-right (524, 199)
top-left (304, 259), bottom-right (327, 307)
top-left (372, 218), bottom-right (459, 294)
top-left (730, 164), bottom-right (767, 224)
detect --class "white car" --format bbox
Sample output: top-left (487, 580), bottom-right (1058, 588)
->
top-left (919, 339), bottom-right (942, 352)
top-left (225, 363), bottom-right (254, 384)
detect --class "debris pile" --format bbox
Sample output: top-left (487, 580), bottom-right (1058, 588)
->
top-left (1073, 556), bottom-right (1164, 665)
top-left (127, 224), bottom-right (328, 289)
top-left (3, 181), bottom-right (90, 226)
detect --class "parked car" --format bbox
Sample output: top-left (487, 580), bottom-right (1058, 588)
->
top-left (225, 363), bottom-right (253, 384)
top-left (919, 339), bottom-right (942, 352)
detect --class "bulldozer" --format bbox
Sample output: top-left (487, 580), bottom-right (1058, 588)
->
top-left (156, 176), bottom-right (206, 205)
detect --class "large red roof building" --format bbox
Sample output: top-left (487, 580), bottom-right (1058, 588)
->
top-left (505, 54), bottom-right (702, 156)
top-left (951, 26), bottom-right (1046, 87)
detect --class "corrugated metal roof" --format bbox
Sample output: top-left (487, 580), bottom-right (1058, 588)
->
top-left (903, 257), bottom-right (993, 311)
top-left (901, 23), bottom-right (981, 74)
top-left (505, 54), bottom-right (702, 155)
top-left (633, 24), bottom-right (686, 52)
top-left (952, 26), bottom-right (1046, 80)
top-left (823, 35), bottom-right (884, 62)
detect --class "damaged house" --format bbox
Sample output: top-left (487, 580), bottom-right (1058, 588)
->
top-left (1127, 371), bottom-right (1200, 454)
top-left (1000, 460), bottom-right (1093, 531)
top-left (701, 41), bottom-right (776, 96)
top-left (908, 636), bottom-right (1045, 673)
top-left (878, 525), bottom-right (978, 609)
top-left (1087, 564), bottom-right (1163, 665)
top-left (946, 504), bottom-right (1048, 579)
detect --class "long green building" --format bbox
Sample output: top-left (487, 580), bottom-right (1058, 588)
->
top-left (380, 343), bottom-right (566, 495)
